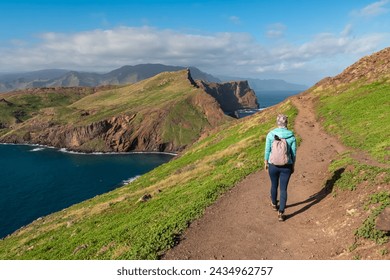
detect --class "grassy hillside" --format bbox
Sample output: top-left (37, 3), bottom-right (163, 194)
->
top-left (68, 71), bottom-right (200, 124)
top-left (0, 70), bottom-right (229, 152)
top-left (0, 101), bottom-right (297, 259)
top-left (313, 47), bottom-right (390, 163)
top-left (310, 49), bottom-right (390, 257)
top-left (314, 80), bottom-right (389, 163)
top-left (0, 87), bottom-right (102, 135)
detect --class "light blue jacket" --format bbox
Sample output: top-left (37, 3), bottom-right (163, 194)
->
top-left (264, 127), bottom-right (296, 164)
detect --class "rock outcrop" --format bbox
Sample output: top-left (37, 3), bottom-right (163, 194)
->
top-left (0, 98), bottom-right (13, 106)
top-left (196, 80), bottom-right (259, 112)
top-left (376, 207), bottom-right (390, 232)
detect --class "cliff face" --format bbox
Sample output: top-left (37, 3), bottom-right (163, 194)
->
top-left (12, 113), bottom-right (170, 152)
top-left (0, 70), bottom-right (232, 153)
top-left (196, 80), bottom-right (259, 112)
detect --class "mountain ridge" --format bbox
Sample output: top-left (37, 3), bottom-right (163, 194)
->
top-left (0, 64), bottom-right (220, 92)
top-left (0, 64), bottom-right (306, 93)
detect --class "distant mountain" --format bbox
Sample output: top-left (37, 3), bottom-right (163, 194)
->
top-left (0, 69), bottom-right (69, 82)
top-left (0, 64), bottom-right (307, 93)
top-left (0, 64), bottom-right (221, 92)
top-left (219, 76), bottom-right (307, 92)
top-left (0, 69), bottom-right (70, 92)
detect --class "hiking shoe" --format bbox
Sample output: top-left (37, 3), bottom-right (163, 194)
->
top-left (270, 197), bottom-right (278, 211)
top-left (278, 211), bottom-right (285, 222)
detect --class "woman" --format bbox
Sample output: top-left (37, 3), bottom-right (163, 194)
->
top-left (264, 114), bottom-right (296, 222)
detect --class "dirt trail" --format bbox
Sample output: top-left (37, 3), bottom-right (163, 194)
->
top-left (163, 93), bottom-right (357, 260)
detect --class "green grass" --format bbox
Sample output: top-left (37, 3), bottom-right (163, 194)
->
top-left (328, 153), bottom-right (390, 253)
top-left (313, 76), bottom-right (390, 255)
top-left (315, 80), bottom-right (390, 163)
top-left (0, 101), bottom-right (297, 259)
top-left (70, 71), bottom-right (200, 124)
top-left (328, 153), bottom-right (389, 192)
top-left (0, 89), bottom-right (94, 127)
top-left (355, 191), bottom-right (390, 245)
top-left (162, 98), bottom-right (211, 146)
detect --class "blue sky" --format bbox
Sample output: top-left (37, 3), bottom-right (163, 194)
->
top-left (1, 0), bottom-right (389, 85)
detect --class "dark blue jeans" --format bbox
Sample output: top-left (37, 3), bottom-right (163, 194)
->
top-left (268, 163), bottom-right (292, 213)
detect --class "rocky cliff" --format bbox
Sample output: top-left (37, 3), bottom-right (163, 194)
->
top-left (196, 80), bottom-right (259, 112)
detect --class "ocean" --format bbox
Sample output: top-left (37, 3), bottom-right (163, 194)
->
top-left (256, 90), bottom-right (301, 109)
top-left (0, 144), bottom-right (173, 238)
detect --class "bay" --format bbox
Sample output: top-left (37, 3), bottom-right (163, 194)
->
top-left (0, 144), bottom-right (173, 238)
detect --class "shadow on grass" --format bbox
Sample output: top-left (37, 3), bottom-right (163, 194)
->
top-left (285, 168), bottom-right (345, 220)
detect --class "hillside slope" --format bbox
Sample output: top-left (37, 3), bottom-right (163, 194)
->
top-left (312, 47), bottom-right (390, 163)
top-left (0, 70), bottom-right (232, 153)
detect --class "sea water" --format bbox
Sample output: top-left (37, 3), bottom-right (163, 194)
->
top-left (256, 90), bottom-right (301, 109)
top-left (0, 144), bottom-right (174, 238)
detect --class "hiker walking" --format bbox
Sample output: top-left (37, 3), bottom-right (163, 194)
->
top-left (264, 114), bottom-right (296, 222)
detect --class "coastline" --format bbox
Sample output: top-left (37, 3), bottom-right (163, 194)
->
top-left (0, 142), bottom-right (178, 156)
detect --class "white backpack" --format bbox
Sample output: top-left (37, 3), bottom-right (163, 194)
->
top-left (269, 134), bottom-right (289, 165)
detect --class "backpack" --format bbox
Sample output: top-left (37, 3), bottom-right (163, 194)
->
top-left (269, 134), bottom-right (289, 165)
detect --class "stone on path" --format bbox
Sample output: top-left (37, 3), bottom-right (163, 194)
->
top-left (376, 207), bottom-right (390, 232)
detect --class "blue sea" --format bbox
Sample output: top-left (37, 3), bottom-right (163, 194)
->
top-left (256, 90), bottom-right (301, 109)
top-left (0, 144), bottom-right (173, 238)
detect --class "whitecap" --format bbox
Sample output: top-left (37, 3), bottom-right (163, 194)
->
top-left (122, 175), bottom-right (141, 185)
top-left (0, 142), bottom-right (177, 156)
top-left (30, 147), bottom-right (45, 152)
top-left (58, 148), bottom-right (177, 156)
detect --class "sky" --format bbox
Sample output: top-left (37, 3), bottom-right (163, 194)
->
top-left (0, 0), bottom-right (389, 86)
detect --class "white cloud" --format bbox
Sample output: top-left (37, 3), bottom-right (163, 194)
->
top-left (266, 23), bottom-right (287, 39)
top-left (340, 24), bottom-right (353, 37)
top-left (229, 16), bottom-right (241, 25)
top-left (352, 0), bottom-right (390, 18)
top-left (0, 25), bottom-right (388, 85)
